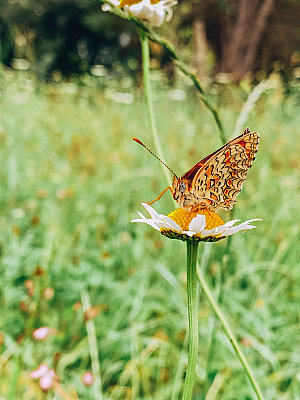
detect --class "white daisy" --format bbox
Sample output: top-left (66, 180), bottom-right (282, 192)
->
top-left (102, 0), bottom-right (177, 27)
top-left (131, 203), bottom-right (261, 242)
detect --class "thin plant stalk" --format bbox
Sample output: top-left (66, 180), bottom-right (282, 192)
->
top-left (182, 240), bottom-right (199, 400)
top-left (171, 332), bottom-right (189, 400)
top-left (81, 290), bottom-right (103, 400)
top-left (99, 0), bottom-right (225, 143)
top-left (53, 381), bottom-right (78, 400)
top-left (196, 267), bottom-right (264, 400)
top-left (204, 242), bottom-right (229, 392)
top-left (7, 354), bottom-right (20, 400)
top-left (233, 78), bottom-right (275, 137)
top-left (139, 29), bottom-right (172, 187)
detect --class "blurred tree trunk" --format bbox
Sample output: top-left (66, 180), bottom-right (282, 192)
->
top-left (219, 0), bottom-right (275, 80)
top-left (193, 18), bottom-right (208, 78)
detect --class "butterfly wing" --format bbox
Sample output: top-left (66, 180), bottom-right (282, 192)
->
top-left (182, 129), bottom-right (259, 210)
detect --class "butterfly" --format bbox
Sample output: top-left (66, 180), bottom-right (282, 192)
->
top-left (133, 128), bottom-right (259, 211)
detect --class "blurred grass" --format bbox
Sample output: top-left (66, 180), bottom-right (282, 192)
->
top-left (0, 68), bottom-right (299, 399)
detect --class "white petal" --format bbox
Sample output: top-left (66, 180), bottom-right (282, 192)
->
top-left (221, 225), bottom-right (255, 237)
top-left (141, 203), bottom-right (163, 220)
top-left (161, 216), bottom-right (182, 231)
top-left (220, 219), bottom-right (262, 237)
top-left (201, 219), bottom-right (240, 237)
top-left (131, 218), bottom-right (160, 231)
top-left (139, 204), bottom-right (181, 231)
top-left (201, 226), bottom-right (223, 238)
top-left (165, 8), bottom-right (173, 22)
top-left (101, 4), bottom-right (112, 11)
top-left (221, 219), bottom-right (240, 228)
top-left (136, 211), bottom-right (147, 219)
top-left (163, 0), bottom-right (178, 5)
top-left (155, 220), bottom-right (174, 230)
top-left (103, 0), bottom-right (119, 9)
top-left (189, 214), bottom-right (206, 233)
top-left (132, 204), bottom-right (183, 232)
top-left (123, 0), bottom-right (177, 26)
top-left (108, 0), bottom-right (120, 5)
top-left (181, 230), bottom-right (196, 237)
top-left (207, 220), bottom-right (241, 236)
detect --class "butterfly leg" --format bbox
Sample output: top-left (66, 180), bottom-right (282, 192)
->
top-left (192, 202), bottom-right (215, 218)
top-left (146, 186), bottom-right (174, 205)
top-left (205, 206), bottom-right (216, 220)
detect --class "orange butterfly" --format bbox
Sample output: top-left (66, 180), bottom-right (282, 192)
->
top-left (133, 128), bottom-right (259, 211)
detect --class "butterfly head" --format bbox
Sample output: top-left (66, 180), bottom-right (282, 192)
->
top-left (172, 176), bottom-right (189, 204)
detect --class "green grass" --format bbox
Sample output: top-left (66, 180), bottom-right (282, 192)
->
top-left (0, 68), bottom-right (299, 399)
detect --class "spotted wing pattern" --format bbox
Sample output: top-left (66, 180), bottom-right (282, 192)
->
top-left (183, 129), bottom-right (259, 210)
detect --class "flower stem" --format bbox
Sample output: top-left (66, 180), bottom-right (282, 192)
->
top-left (196, 267), bottom-right (264, 400)
top-left (81, 290), bottom-right (103, 400)
top-left (139, 30), bottom-right (173, 188)
top-left (99, 1), bottom-right (225, 143)
top-left (182, 240), bottom-right (199, 400)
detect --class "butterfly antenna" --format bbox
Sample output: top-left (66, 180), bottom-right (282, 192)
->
top-left (133, 137), bottom-right (178, 179)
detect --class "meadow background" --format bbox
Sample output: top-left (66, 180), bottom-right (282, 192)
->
top-left (1, 1), bottom-right (300, 399)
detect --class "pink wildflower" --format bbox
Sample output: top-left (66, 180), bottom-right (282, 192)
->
top-left (30, 363), bottom-right (58, 391)
top-left (32, 327), bottom-right (58, 341)
top-left (81, 371), bottom-right (94, 386)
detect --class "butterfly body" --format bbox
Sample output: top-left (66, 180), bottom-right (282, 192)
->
top-left (171, 128), bottom-right (259, 211)
top-left (133, 128), bottom-right (259, 212)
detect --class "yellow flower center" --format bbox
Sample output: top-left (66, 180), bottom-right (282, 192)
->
top-left (119, 0), bottom-right (161, 6)
top-left (167, 208), bottom-right (225, 231)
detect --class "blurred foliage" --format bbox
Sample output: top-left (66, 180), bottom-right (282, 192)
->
top-left (0, 0), bottom-right (139, 77)
top-left (0, 68), bottom-right (299, 398)
top-left (0, 0), bottom-right (300, 80)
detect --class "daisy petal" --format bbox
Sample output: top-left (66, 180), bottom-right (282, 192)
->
top-left (131, 203), bottom-right (261, 242)
top-left (136, 211), bottom-right (147, 219)
top-left (222, 225), bottom-right (255, 237)
top-left (189, 214), bottom-right (206, 233)
top-left (141, 203), bottom-right (162, 220)
top-left (121, 0), bottom-right (177, 27)
top-left (106, 0), bottom-right (119, 5)
top-left (161, 216), bottom-right (182, 231)
top-left (181, 230), bottom-right (196, 237)
top-left (201, 219), bottom-right (241, 237)
top-left (131, 218), bottom-right (160, 231)
top-left (201, 226), bottom-right (223, 238)
top-left (221, 219), bottom-right (240, 228)
top-left (220, 219), bottom-right (262, 237)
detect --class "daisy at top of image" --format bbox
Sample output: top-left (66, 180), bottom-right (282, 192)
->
top-left (132, 203), bottom-right (261, 242)
top-left (103, 0), bottom-right (177, 26)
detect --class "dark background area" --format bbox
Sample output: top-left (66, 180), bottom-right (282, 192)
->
top-left (1, 0), bottom-right (300, 81)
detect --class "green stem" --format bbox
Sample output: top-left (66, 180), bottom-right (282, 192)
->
top-left (173, 60), bottom-right (226, 144)
top-left (81, 290), bottom-right (103, 400)
top-left (182, 240), bottom-right (199, 400)
top-left (99, 0), bottom-right (225, 143)
top-left (139, 30), bottom-right (172, 188)
top-left (205, 241), bottom-right (229, 391)
top-left (8, 354), bottom-right (20, 400)
top-left (196, 268), bottom-right (264, 400)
